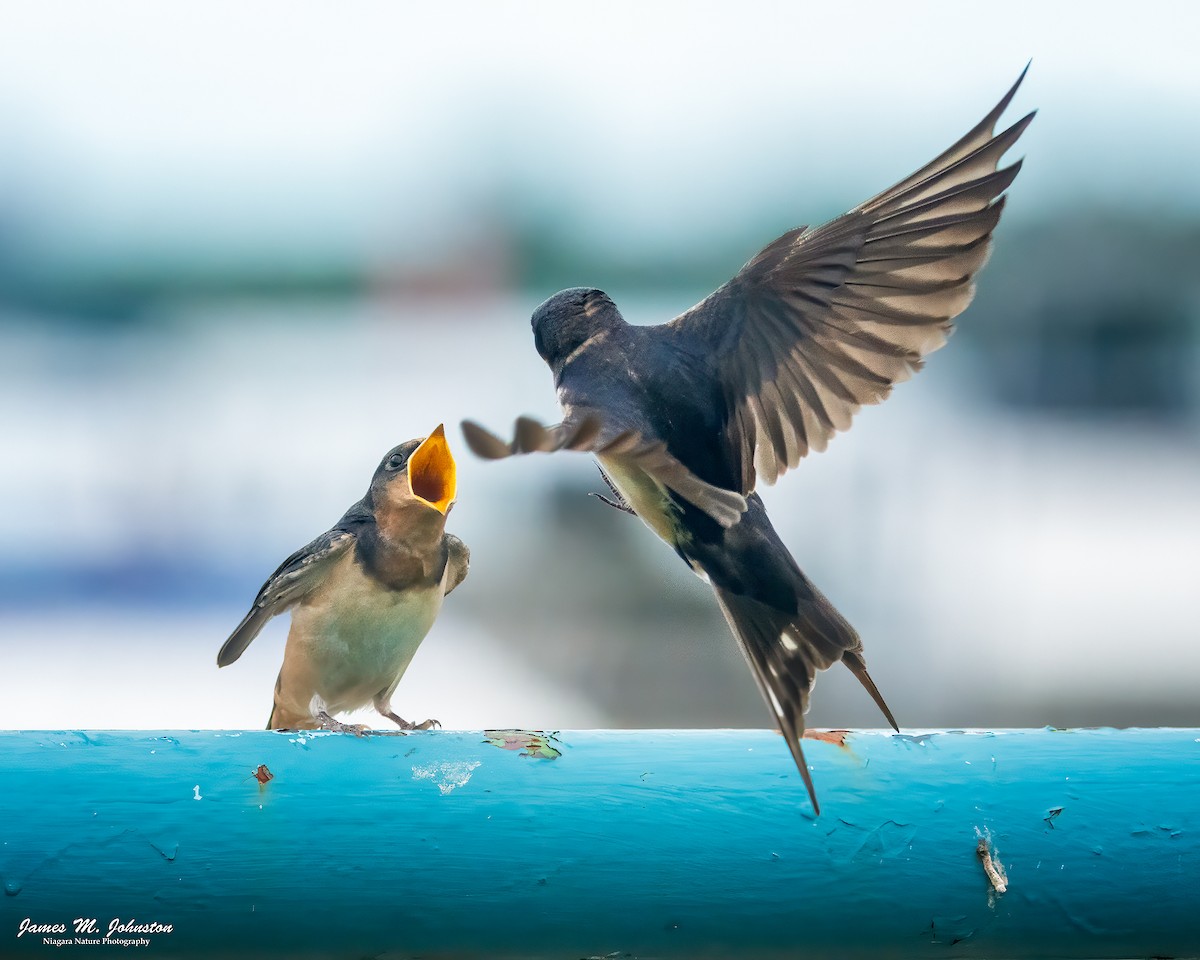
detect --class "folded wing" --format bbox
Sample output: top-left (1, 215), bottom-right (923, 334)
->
top-left (216, 529), bottom-right (357, 667)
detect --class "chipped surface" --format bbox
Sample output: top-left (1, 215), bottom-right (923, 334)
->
top-left (802, 729), bottom-right (851, 749)
top-left (976, 827), bottom-right (1009, 897)
top-left (411, 759), bottom-right (482, 795)
top-left (0, 728), bottom-right (1196, 958)
top-left (482, 729), bottom-right (563, 759)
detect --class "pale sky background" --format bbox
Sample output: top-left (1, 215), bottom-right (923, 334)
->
top-left (2, 1), bottom-right (1199, 269)
top-left (1, 1), bottom-right (1198, 732)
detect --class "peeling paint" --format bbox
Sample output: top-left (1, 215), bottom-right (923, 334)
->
top-left (149, 841), bottom-right (178, 862)
top-left (482, 730), bottom-right (563, 759)
top-left (850, 819), bottom-right (917, 863)
top-left (412, 760), bottom-right (481, 795)
top-left (0, 727), bottom-right (1197, 957)
top-left (803, 729), bottom-right (851, 749)
top-left (894, 733), bottom-right (938, 747)
top-left (976, 828), bottom-right (1008, 898)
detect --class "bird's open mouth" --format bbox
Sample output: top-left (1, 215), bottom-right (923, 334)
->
top-left (408, 424), bottom-right (457, 514)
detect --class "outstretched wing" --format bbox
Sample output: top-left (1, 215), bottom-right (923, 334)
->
top-left (666, 67), bottom-right (1034, 493)
top-left (461, 415), bottom-right (603, 458)
top-left (461, 415), bottom-right (748, 527)
top-left (216, 529), bottom-right (357, 667)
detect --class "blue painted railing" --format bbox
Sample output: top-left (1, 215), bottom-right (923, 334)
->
top-left (1, 728), bottom-right (1197, 958)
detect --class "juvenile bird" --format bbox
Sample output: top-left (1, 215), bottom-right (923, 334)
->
top-left (462, 70), bottom-right (1033, 811)
top-left (218, 426), bottom-right (468, 731)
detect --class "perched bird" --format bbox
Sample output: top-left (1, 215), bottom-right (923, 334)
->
top-left (462, 70), bottom-right (1033, 812)
top-left (217, 426), bottom-right (468, 731)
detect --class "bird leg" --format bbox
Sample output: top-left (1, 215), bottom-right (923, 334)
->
top-left (383, 711), bottom-right (440, 731)
top-left (589, 466), bottom-right (635, 515)
top-left (377, 705), bottom-right (441, 731)
top-left (314, 710), bottom-right (371, 736)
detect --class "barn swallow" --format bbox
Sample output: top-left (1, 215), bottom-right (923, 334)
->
top-left (462, 70), bottom-right (1033, 811)
top-left (217, 426), bottom-right (468, 731)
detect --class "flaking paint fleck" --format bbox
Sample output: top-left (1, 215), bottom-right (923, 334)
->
top-left (482, 730), bottom-right (562, 759)
top-left (975, 828), bottom-right (1008, 900)
top-left (803, 729), bottom-right (852, 749)
top-left (149, 841), bottom-right (178, 862)
top-left (412, 760), bottom-right (481, 795)
top-left (252, 764), bottom-right (274, 785)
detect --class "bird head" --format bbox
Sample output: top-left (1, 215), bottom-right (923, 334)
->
top-left (531, 287), bottom-right (623, 373)
top-left (370, 425), bottom-right (458, 537)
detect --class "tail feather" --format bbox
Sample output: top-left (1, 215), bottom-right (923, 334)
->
top-left (714, 587), bottom-right (825, 814)
top-left (714, 581), bottom-right (897, 815)
top-left (842, 649), bottom-right (899, 732)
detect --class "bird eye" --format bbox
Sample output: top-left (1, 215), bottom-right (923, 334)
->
top-left (386, 455), bottom-right (405, 471)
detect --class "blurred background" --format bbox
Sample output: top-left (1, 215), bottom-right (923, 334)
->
top-left (2, 1), bottom-right (1197, 732)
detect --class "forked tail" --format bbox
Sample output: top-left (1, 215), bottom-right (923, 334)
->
top-left (713, 584), bottom-right (897, 815)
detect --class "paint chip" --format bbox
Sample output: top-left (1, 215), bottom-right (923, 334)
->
top-left (482, 730), bottom-right (562, 759)
top-left (803, 729), bottom-right (851, 748)
top-left (975, 828), bottom-right (1007, 897)
top-left (412, 760), bottom-right (481, 795)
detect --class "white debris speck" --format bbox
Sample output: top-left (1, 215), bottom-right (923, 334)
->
top-left (412, 761), bottom-right (482, 795)
top-left (193, 785), bottom-right (203, 801)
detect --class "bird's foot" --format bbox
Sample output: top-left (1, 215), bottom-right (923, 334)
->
top-left (382, 709), bottom-right (441, 731)
top-left (315, 710), bottom-right (371, 736)
top-left (398, 717), bottom-right (441, 731)
top-left (590, 466), bottom-right (635, 514)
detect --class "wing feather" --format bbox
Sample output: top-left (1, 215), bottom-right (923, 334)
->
top-left (666, 69), bottom-right (1033, 492)
top-left (216, 530), bottom-right (357, 667)
top-left (461, 416), bottom-right (748, 527)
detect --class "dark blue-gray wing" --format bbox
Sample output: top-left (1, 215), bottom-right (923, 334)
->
top-left (461, 414), bottom-right (746, 526)
top-left (666, 68), bottom-right (1033, 493)
top-left (216, 529), bottom-right (357, 667)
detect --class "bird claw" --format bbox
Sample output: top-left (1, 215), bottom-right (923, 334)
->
top-left (315, 710), bottom-right (371, 737)
top-left (381, 709), bottom-right (441, 731)
top-left (589, 492), bottom-right (636, 514)
top-left (592, 466), bottom-right (635, 514)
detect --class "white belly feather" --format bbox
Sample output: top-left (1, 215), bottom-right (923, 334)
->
top-left (285, 551), bottom-right (446, 714)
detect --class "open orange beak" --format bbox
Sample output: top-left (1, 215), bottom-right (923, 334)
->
top-left (408, 424), bottom-right (457, 514)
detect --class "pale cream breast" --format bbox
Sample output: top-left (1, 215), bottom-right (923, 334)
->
top-left (281, 549), bottom-right (446, 715)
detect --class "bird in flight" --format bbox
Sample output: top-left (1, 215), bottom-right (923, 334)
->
top-left (462, 69), bottom-right (1033, 812)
